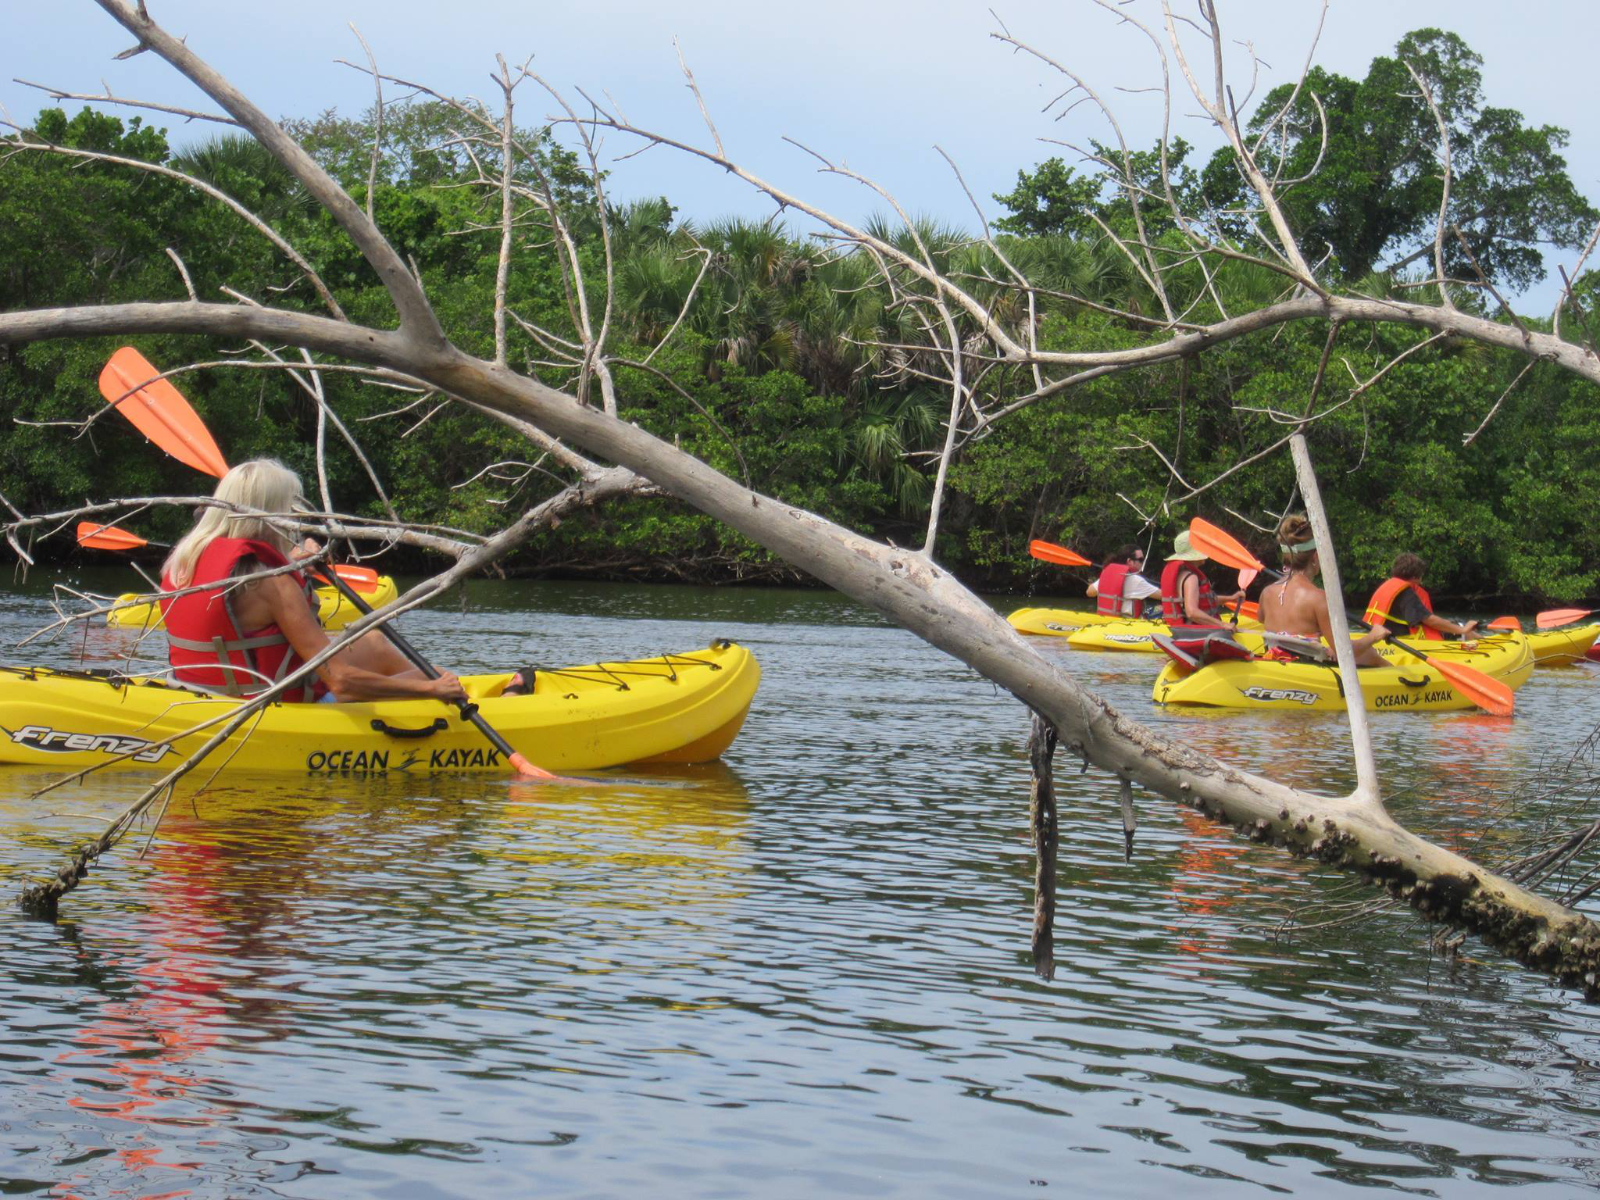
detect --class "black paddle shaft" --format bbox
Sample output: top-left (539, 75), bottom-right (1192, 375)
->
top-left (319, 568), bottom-right (521, 762)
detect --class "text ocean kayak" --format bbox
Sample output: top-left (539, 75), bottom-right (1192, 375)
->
top-left (0, 639), bottom-right (758, 773)
top-left (1153, 632), bottom-right (1533, 712)
top-left (106, 574), bottom-right (401, 633)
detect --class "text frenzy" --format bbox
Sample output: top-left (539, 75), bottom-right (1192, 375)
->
top-left (9, 724), bottom-right (173, 763)
top-left (1241, 686), bottom-right (1319, 706)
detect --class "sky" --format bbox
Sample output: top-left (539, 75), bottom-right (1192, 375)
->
top-left (4, 1), bottom-right (1597, 311)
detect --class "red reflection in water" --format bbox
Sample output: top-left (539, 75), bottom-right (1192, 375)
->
top-left (1164, 808), bottom-right (1247, 969)
top-left (50, 839), bottom-right (229, 1198)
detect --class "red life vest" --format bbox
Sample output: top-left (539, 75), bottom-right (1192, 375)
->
top-left (1095, 562), bottom-right (1136, 616)
top-left (159, 537), bottom-right (325, 700)
top-left (1160, 560), bottom-right (1217, 623)
top-left (1363, 577), bottom-right (1442, 640)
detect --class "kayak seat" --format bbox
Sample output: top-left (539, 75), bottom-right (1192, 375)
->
top-left (1154, 629), bottom-right (1255, 672)
top-left (502, 667), bottom-right (538, 697)
top-left (1260, 632), bottom-right (1329, 662)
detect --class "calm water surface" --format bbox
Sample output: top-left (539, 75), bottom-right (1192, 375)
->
top-left (3, 570), bottom-right (1600, 1198)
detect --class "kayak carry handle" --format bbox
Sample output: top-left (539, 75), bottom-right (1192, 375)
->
top-left (370, 717), bottom-right (449, 739)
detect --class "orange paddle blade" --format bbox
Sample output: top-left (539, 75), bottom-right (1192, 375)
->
top-left (99, 347), bottom-right (231, 479)
top-left (1028, 539), bottom-right (1092, 569)
top-left (1387, 637), bottom-right (1514, 717)
top-left (1536, 607), bottom-right (1594, 630)
top-left (1487, 616), bottom-right (1522, 632)
top-left (77, 521), bottom-right (149, 552)
top-left (1187, 517), bottom-right (1264, 572)
top-left (1238, 567), bottom-right (1259, 590)
top-left (1224, 599), bottom-right (1260, 621)
top-left (332, 563), bottom-right (380, 593)
top-left (1428, 657), bottom-right (1515, 717)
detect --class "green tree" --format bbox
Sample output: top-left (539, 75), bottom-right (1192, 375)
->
top-left (1207, 29), bottom-right (1597, 289)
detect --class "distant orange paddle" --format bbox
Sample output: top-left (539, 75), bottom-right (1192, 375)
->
top-left (1028, 539), bottom-right (1093, 568)
top-left (1187, 517), bottom-right (1514, 716)
top-left (76, 521), bottom-right (155, 554)
top-left (1536, 607), bottom-right (1596, 630)
top-left (76, 521), bottom-right (381, 592)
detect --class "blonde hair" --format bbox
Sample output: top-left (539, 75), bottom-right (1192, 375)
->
top-left (163, 459), bottom-right (305, 587)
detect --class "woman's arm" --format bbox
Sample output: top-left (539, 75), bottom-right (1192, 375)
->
top-left (257, 575), bottom-right (467, 703)
top-left (1182, 573), bottom-right (1225, 627)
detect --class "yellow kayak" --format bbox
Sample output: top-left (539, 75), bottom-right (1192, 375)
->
top-left (106, 574), bottom-right (401, 633)
top-left (1066, 615), bottom-right (1263, 653)
top-left (1007, 607), bottom-right (1135, 636)
top-left (1523, 623), bottom-right (1600, 666)
top-left (0, 639), bottom-right (758, 773)
top-left (1153, 631), bottom-right (1533, 712)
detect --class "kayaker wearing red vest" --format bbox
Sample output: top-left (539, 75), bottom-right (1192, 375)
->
top-left (160, 459), bottom-right (467, 704)
top-left (1258, 514), bottom-right (1389, 666)
top-left (1159, 530), bottom-right (1244, 629)
top-left (1086, 544), bottom-right (1160, 617)
top-left (1362, 552), bottom-right (1478, 641)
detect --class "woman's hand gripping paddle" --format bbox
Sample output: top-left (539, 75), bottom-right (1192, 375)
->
top-left (318, 571), bottom-right (568, 782)
top-left (97, 348), bottom-right (568, 778)
top-left (1186, 518), bottom-right (1514, 716)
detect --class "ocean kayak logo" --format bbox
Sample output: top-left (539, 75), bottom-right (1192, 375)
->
top-left (6, 724), bottom-right (173, 763)
top-left (1241, 686), bottom-right (1319, 706)
top-left (1105, 633), bottom-right (1151, 644)
top-left (1374, 689), bottom-right (1454, 709)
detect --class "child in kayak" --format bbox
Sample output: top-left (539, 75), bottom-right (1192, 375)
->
top-left (1363, 552), bottom-right (1479, 641)
top-left (161, 459), bottom-right (468, 703)
top-left (1257, 514), bottom-right (1389, 666)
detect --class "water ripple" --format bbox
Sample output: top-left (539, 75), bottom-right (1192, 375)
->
top-left (2, 575), bottom-right (1599, 1196)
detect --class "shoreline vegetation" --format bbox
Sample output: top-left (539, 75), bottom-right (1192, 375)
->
top-left (4, 28), bottom-right (1595, 608)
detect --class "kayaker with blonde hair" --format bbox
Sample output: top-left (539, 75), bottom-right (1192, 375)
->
top-left (1257, 514), bottom-right (1389, 666)
top-left (160, 459), bottom-right (467, 704)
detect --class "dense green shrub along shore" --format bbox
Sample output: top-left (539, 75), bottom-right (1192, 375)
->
top-left (4, 30), bottom-right (1596, 605)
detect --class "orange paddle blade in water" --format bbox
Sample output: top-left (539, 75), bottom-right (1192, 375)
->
top-left (99, 347), bottom-right (230, 479)
top-left (76, 521), bottom-right (150, 552)
top-left (1386, 637), bottom-right (1515, 717)
top-left (1028, 539), bottom-right (1092, 569)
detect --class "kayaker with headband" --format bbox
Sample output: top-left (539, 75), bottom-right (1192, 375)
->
top-left (1159, 530), bottom-right (1244, 629)
top-left (1086, 543), bottom-right (1160, 618)
top-left (1363, 552), bottom-right (1478, 641)
top-left (1258, 514), bottom-right (1389, 666)
top-left (160, 459), bottom-right (469, 704)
